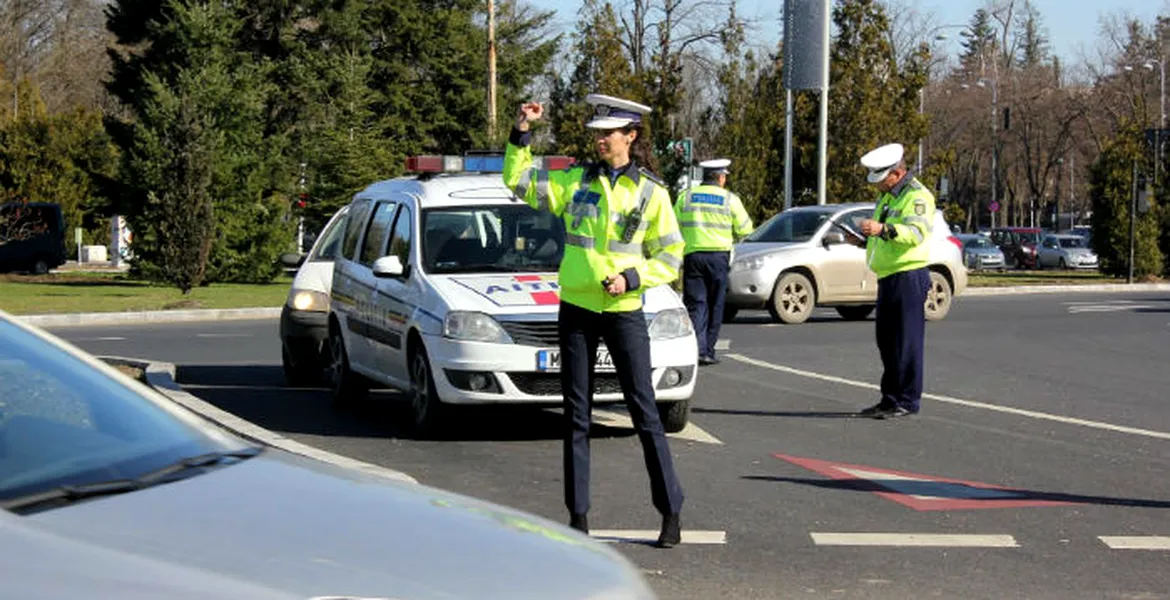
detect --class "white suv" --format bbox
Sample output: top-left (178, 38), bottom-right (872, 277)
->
top-left (327, 155), bottom-right (699, 434)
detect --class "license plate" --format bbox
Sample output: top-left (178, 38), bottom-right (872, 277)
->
top-left (536, 348), bottom-right (614, 372)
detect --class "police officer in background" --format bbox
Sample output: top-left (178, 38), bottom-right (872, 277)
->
top-left (503, 94), bottom-right (686, 548)
top-left (855, 143), bottom-right (935, 420)
top-left (675, 158), bottom-right (753, 365)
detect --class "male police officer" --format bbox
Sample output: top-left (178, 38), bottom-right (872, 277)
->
top-left (855, 143), bottom-right (935, 419)
top-left (503, 94), bottom-right (686, 548)
top-left (675, 158), bottom-right (753, 365)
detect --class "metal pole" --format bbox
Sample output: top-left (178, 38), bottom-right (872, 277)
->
top-left (1158, 60), bottom-right (1165, 190)
top-left (816, 0), bottom-right (830, 206)
top-left (1128, 159), bottom-right (1137, 284)
top-left (784, 89), bottom-right (794, 210)
top-left (990, 82), bottom-right (998, 229)
top-left (487, 0), bottom-right (498, 147)
top-left (917, 87), bottom-right (925, 173)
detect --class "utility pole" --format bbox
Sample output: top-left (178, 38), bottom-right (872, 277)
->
top-left (816, 0), bottom-right (830, 205)
top-left (487, 0), bottom-right (498, 147)
top-left (1128, 159), bottom-right (1137, 284)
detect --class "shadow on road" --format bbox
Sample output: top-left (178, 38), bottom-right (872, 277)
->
top-left (742, 475), bottom-right (1170, 509)
top-left (175, 364), bottom-right (635, 443)
top-left (694, 407), bottom-right (861, 419)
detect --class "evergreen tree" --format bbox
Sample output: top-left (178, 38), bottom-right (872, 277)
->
top-left (705, 15), bottom-right (785, 218)
top-left (959, 8), bottom-right (996, 78)
top-left (105, 0), bottom-right (291, 288)
top-left (548, 0), bottom-right (636, 161)
top-left (808, 0), bottom-right (928, 205)
top-left (1088, 122), bottom-right (1163, 279)
top-left (1016, 1), bottom-right (1049, 69)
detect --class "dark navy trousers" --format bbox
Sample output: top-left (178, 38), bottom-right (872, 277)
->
top-left (875, 268), bottom-right (930, 412)
top-left (682, 251), bottom-right (730, 359)
top-left (558, 301), bottom-right (684, 517)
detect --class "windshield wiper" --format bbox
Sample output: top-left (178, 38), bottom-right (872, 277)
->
top-left (432, 264), bottom-right (518, 274)
top-left (1, 447), bottom-right (262, 513)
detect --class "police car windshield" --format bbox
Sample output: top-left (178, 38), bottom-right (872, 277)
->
top-left (743, 208), bottom-right (835, 243)
top-left (422, 206), bottom-right (564, 274)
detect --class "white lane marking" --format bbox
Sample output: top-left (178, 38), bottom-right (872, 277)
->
top-left (811, 533), bottom-right (1018, 548)
top-left (196, 333), bottom-right (254, 338)
top-left (592, 409), bottom-right (723, 445)
top-left (1068, 305), bottom-right (1153, 314)
top-left (592, 530), bottom-right (727, 545)
top-left (74, 337), bottom-right (127, 342)
top-left (726, 353), bottom-right (1170, 441)
top-left (715, 339), bottom-right (731, 351)
top-left (1099, 536), bottom-right (1170, 550)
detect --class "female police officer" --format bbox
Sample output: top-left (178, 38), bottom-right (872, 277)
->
top-left (503, 94), bottom-right (685, 548)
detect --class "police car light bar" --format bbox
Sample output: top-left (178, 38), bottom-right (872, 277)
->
top-left (405, 155), bottom-right (575, 173)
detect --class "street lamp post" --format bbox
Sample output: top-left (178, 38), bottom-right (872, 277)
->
top-left (1146, 59), bottom-right (1165, 189)
top-left (975, 78), bottom-right (998, 229)
top-left (917, 25), bottom-right (967, 174)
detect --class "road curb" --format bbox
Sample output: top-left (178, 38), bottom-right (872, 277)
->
top-left (100, 355), bottom-right (418, 486)
top-left (963, 282), bottom-right (1170, 296)
top-left (18, 307), bottom-right (281, 328)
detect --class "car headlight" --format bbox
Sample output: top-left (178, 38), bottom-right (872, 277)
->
top-left (444, 311), bottom-right (511, 343)
top-left (648, 308), bottom-right (694, 340)
top-left (287, 289), bottom-right (330, 312)
top-left (731, 255), bottom-right (769, 272)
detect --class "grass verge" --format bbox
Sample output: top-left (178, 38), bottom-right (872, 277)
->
top-left (967, 269), bottom-right (1128, 287)
top-left (0, 272), bottom-right (291, 315)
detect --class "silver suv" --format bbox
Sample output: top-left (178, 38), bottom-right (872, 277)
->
top-left (725, 203), bottom-right (967, 324)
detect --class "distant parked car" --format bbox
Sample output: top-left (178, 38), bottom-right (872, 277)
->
top-left (724, 203), bottom-right (967, 324)
top-left (1037, 233), bottom-right (1098, 270)
top-left (0, 202), bottom-right (67, 274)
top-left (956, 233), bottom-right (1005, 271)
top-left (279, 206), bottom-right (349, 387)
top-left (989, 227), bottom-right (1042, 269)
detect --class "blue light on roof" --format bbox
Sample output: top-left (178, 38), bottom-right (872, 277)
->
top-left (463, 156), bottom-right (505, 172)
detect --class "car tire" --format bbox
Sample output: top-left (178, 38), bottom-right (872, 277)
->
top-left (282, 346), bottom-right (321, 387)
top-left (835, 305), bottom-right (875, 321)
top-left (657, 399), bottom-right (691, 434)
top-left (768, 272), bottom-right (815, 324)
top-left (327, 325), bottom-right (367, 407)
top-left (722, 306), bottom-right (739, 323)
top-left (408, 344), bottom-right (445, 434)
top-left (31, 257), bottom-right (50, 275)
top-left (1059, 258), bottom-right (1067, 270)
top-left (924, 270), bottom-right (953, 321)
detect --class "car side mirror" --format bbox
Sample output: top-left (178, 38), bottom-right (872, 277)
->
top-left (372, 255), bottom-right (406, 278)
top-left (279, 252), bottom-right (305, 268)
top-left (822, 231), bottom-right (846, 246)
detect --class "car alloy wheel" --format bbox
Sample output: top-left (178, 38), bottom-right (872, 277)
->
top-left (768, 272), bottom-right (815, 324)
top-left (924, 270), bottom-right (952, 321)
top-left (328, 326), bottom-right (367, 406)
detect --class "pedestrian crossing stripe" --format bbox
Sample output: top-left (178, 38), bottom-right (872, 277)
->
top-left (811, 533), bottom-right (1018, 547)
top-left (591, 530), bottom-right (727, 545)
top-left (1098, 536), bottom-right (1170, 550)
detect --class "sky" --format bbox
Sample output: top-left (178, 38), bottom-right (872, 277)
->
top-left (524, 0), bottom-right (1167, 65)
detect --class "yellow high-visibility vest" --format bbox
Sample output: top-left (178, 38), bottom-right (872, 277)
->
top-left (674, 184), bottom-right (754, 254)
top-left (866, 176), bottom-right (936, 279)
top-left (503, 141), bottom-right (684, 312)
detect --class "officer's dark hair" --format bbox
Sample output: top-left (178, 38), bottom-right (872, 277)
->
top-left (622, 125), bottom-right (660, 177)
top-left (701, 170), bottom-right (722, 185)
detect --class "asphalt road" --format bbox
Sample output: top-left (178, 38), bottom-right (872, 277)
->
top-left (51, 291), bottom-right (1170, 600)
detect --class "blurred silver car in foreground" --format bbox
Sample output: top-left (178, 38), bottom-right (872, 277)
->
top-left (725, 203), bottom-right (967, 324)
top-left (1037, 233), bottom-right (1098, 270)
top-left (0, 310), bottom-right (655, 600)
top-left (956, 233), bottom-right (1006, 271)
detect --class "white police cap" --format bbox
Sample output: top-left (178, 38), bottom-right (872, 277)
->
top-left (585, 93), bottom-right (652, 129)
top-left (699, 158), bottom-right (731, 175)
top-left (860, 143), bottom-right (905, 183)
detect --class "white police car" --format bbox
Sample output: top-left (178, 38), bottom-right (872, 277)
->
top-left (327, 155), bottom-right (698, 434)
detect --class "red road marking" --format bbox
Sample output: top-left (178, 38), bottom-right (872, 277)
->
top-left (774, 454), bottom-right (1072, 511)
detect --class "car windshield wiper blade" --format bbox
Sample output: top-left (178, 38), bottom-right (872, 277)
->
top-left (134, 447), bottom-right (263, 485)
top-left (1, 447), bottom-right (262, 513)
top-left (432, 264), bottom-right (517, 273)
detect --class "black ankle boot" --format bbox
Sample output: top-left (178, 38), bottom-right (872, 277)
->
top-left (569, 513), bottom-right (589, 534)
top-left (655, 513), bottom-right (681, 548)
